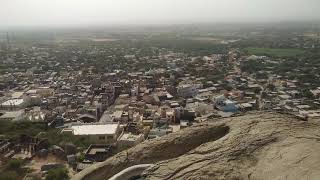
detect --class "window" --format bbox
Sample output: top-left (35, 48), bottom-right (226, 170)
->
top-left (99, 136), bottom-right (105, 140)
top-left (107, 135), bottom-right (114, 140)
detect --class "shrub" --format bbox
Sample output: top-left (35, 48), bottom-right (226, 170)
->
top-left (0, 171), bottom-right (19, 180)
top-left (46, 167), bottom-right (69, 180)
top-left (6, 159), bottom-right (23, 171)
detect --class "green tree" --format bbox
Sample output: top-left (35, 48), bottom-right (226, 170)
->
top-left (267, 84), bottom-right (275, 91)
top-left (301, 89), bottom-right (314, 99)
top-left (0, 171), bottom-right (19, 180)
top-left (254, 88), bottom-right (262, 94)
top-left (0, 159), bottom-right (25, 180)
top-left (77, 153), bottom-right (85, 162)
top-left (6, 159), bottom-right (23, 171)
top-left (46, 167), bottom-right (69, 180)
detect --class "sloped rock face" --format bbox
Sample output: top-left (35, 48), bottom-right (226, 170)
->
top-left (144, 113), bottom-right (320, 180)
top-left (72, 112), bottom-right (320, 180)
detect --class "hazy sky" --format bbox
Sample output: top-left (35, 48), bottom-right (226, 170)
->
top-left (0, 0), bottom-right (319, 28)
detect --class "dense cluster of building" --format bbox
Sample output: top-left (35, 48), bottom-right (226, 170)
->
top-left (0, 43), bottom-right (319, 178)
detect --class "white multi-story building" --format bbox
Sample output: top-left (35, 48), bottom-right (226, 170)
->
top-left (62, 122), bottom-right (121, 144)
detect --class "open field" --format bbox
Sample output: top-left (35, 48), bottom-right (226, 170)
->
top-left (244, 47), bottom-right (305, 57)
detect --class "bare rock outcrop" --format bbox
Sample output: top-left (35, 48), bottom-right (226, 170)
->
top-left (72, 112), bottom-right (320, 180)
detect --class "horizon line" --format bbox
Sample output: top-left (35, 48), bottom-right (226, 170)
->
top-left (1, 19), bottom-right (320, 31)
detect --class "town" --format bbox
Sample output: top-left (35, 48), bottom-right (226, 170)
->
top-left (0, 23), bottom-right (320, 179)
